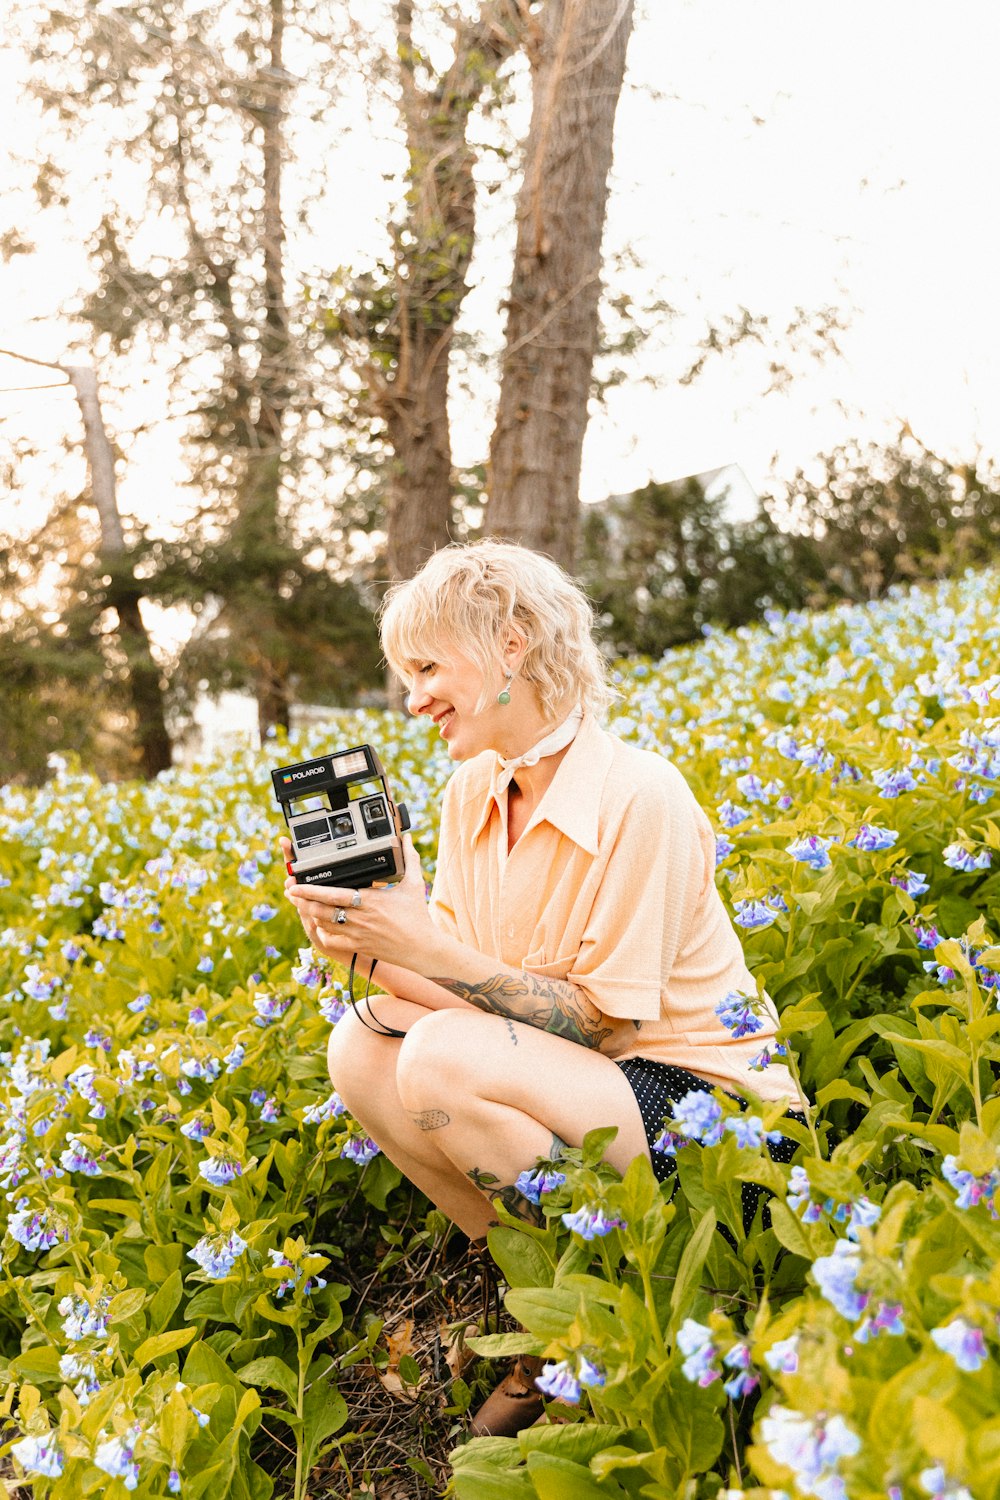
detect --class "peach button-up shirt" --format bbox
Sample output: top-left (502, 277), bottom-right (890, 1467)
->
top-left (428, 714), bottom-right (797, 1104)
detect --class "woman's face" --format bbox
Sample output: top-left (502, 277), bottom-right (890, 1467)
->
top-left (404, 645), bottom-right (517, 761)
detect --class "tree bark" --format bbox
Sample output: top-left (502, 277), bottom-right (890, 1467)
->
top-left (378, 1), bottom-right (522, 585)
top-left (63, 364), bottom-right (174, 778)
top-left (488, 0), bottom-right (635, 569)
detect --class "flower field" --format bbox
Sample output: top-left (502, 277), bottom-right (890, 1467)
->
top-left (2, 568), bottom-right (1000, 1499)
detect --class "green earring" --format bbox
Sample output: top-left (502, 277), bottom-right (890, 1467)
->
top-left (498, 672), bottom-right (513, 705)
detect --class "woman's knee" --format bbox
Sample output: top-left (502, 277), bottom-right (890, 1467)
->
top-left (395, 1009), bottom-right (480, 1112)
top-left (326, 1010), bottom-right (391, 1104)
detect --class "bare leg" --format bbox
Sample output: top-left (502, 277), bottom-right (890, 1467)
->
top-left (329, 999), bottom-right (650, 1233)
top-left (327, 998), bottom-right (500, 1239)
top-left (394, 1008), bottom-right (650, 1214)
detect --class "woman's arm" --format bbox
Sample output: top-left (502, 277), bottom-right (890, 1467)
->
top-left (285, 835), bottom-right (612, 1049)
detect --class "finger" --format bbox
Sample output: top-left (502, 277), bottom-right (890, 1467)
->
top-left (400, 833), bottom-right (424, 885)
top-left (286, 882), bottom-right (358, 909)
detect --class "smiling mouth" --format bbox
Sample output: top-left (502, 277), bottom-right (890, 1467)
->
top-left (434, 711), bottom-right (454, 733)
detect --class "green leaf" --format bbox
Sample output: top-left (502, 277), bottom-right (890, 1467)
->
top-left (580, 1126), bottom-right (619, 1166)
top-left (669, 1209), bottom-right (716, 1326)
top-left (767, 1199), bottom-right (814, 1258)
top-left (89, 1198), bottom-right (142, 1220)
top-left (518, 1424), bottom-right (635, 1465)
top-left (9, 1345), bottom-right (63, 1383)
top-left (465, 1332), bottom-right (542, 1359)
top-left (299, 1381), bottom-right (348, 1478)
top-left (657, 1368), bottom-right (725, 1471)
top-left (525, 1452), bottom-right (620, 1499)
top-left (815, 1079), bottom-right (870, 1108)
top-left (133, 1326), bottom-right (197, 1365)
top-left (504, 1287), bottom-right (580, 1341)
top-left (148, 1270), bottom-right (183, 1333)
top-left (237, 1356), bottom-right (298, 1406)
top-left (487, 1226), bottom-right (554, 1289)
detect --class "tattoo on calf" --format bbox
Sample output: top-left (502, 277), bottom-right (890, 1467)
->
top-left (466, 1166), bottom-right (541, 1225)
top-left (548, 1133), bottom-right (568, 1160)
top-left (412, 1109), bottom-right (450, 1132)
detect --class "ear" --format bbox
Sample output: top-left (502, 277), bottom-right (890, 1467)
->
top-left (501, 626), bottom-right (529, 674)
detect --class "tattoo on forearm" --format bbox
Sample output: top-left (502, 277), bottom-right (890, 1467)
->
top-left (505, 1019), bottom-right (518, 1046)
top-left (412, 1109), bottom-right (450, 1132)
top-left (466, 1166), bottom-right (541, 1225)
top-left (430, 972), bottom-right (613, 1050)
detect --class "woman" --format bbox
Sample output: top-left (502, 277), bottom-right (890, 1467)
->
top-left (284, 540), bottom-right (799, 1434)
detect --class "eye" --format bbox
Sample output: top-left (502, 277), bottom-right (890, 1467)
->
top-left (418, 663), bottom-right (436, 676)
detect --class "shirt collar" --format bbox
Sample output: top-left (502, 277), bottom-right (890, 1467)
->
top-left (469, 714), bottom-right (614, 855)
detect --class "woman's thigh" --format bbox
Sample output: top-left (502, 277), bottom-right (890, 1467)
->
top-left (394, 1008), bottom-right (649, 1176)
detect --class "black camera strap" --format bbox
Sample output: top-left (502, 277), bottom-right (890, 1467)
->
top-left (346, 953), bottom-right (406, 1039)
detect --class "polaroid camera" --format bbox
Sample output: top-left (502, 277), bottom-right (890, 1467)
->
top-left (271, 745), bottom-right (410, 888)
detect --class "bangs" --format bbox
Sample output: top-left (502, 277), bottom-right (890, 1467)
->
top-left (379, 593), bottom-right (456, 683)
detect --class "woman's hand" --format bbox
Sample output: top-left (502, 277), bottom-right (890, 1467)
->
top-left (283, 833), bottom-right (438, 971)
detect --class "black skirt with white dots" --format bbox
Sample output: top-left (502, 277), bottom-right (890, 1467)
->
top-left (616, 1055), bottom-right (803, 1238)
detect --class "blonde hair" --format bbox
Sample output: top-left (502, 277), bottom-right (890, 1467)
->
top-left (379, 540), bottom-right (613, 720)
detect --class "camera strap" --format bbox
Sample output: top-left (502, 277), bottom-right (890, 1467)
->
top-left (346, 953), bottom-right (406, 1039)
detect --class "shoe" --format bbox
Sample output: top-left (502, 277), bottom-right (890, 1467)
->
top-left (468, 1355), bottom-right (546, 1438)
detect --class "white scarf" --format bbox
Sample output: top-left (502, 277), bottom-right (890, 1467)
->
top-left (495, 706), bottom-right (584, 793)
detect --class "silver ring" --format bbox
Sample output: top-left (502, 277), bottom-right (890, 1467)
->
top-left (351, 890), bottom-right (363, 909)
top-left (335, 909), bottom-right (347, 925)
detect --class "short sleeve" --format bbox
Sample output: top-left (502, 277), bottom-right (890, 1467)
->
top-left (564, 768), bottom-right (713, 1021)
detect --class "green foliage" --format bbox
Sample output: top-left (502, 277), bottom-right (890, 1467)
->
top-left (2, 569), bottom-right (1000, 1495)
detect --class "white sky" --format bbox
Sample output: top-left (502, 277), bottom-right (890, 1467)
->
top-left (2, 0), bottom-right (998, 550)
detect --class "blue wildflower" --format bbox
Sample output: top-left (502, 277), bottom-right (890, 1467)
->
top-left (759, 1406), bottom-right (860, 1499)
top-left (942, 843), bottom-right (992, 872)
top-left (251, 904), bottom-right (278, 922)
top-left (849, 823), bottom-right (899, 852)
top-left (725, 1114), bottom-right (783, 1151)
top-left (188, 1230), bottom-right (247, 1278)
top-left (748, 1042), bottom-right (788, 1071)
top-left (561, 1204), bottom-right (625, 1239)
top-left (671, 1089), bottom-right (725, 1146)
top-left (196, 956), bottom-right (214, 974)
top-left (920, 1465), bottom-right (974, 1500)
top-left (340, 1135), bottom-right (380, 1165)
top-left (303, 1092), bottom-right (346, 1124)
top-left (855, 1301), bottom-right (905, 1342)
top-left (59, 1138), bottom-right (103, 1176)
top-left (8, 1204), bottom-right (68, 1252)
top-left (714, 990), bottom-right (764, 1038)
top-left (722, 1342), bottom-right (759, 1399)
top-left (717, 800), bottom-right (751, 829)
top-left (787, 835), bottom-right (833, 871)
top-left (930, 1319), bottom-right (988, 1372)
top-left (763, 1335), bottom-right (799, 1374)
top-left (11, 1432), bottom-right (64, 1478)
top-left (59, 1291), bottom-right (111, 1341)
top-left (715, 833), bottom-right (735, 865)
top-left (515, 1166), bottom-right (567, 1204)
top-left (891, 869), bottom-right (929, 896)
top-left (535, 1360), bottom-right (581, 1403)
top-left (733, 898), bottom-right (779, 929)
top-left (198, 1154), bottom-right (244, 1187)
top-left (94, 1426), bottom-right (141, 1490)
top-left (676, 1319), bottom-right (719, 1387)
top-left (811, 1240), bottom-right (868, 1320)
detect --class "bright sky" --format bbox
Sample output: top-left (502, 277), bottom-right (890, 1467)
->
top-left (2, 0), bottom-right (998, 550)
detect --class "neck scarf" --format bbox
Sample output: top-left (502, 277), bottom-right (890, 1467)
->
top-left (495, 706), bottom-right (584, 794)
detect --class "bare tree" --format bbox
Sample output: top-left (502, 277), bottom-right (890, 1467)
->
top-left (0, 347), bottom-right (172, 777)
top-left (487, 0), bottom-right (636, 567)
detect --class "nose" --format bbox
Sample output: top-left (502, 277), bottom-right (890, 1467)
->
top-left (407, 678), bottom-right (432, 717)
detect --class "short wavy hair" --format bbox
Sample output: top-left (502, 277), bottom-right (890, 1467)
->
top-left (379, 540), bottom-right (613, 720)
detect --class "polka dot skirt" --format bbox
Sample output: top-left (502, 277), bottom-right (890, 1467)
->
top-left (617, 1056), bottom-right (803, 1239)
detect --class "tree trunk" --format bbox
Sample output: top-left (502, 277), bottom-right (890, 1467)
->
top-left (378, 1), bottom-right (522, 585)
top-left (63, 364), bottom-right (174, 778)
top-left (488, 0), bottom-right (635, 569)
top-left (242, 0), bottom-right (294, 739)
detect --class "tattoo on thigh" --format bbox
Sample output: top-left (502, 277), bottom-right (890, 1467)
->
top-left (412, 1109), bottom-right (450, 1132)
top-left (548, 1133), bottom-right (568, 1160)
top-left (505, 1018), bottom-right (518, 1046)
